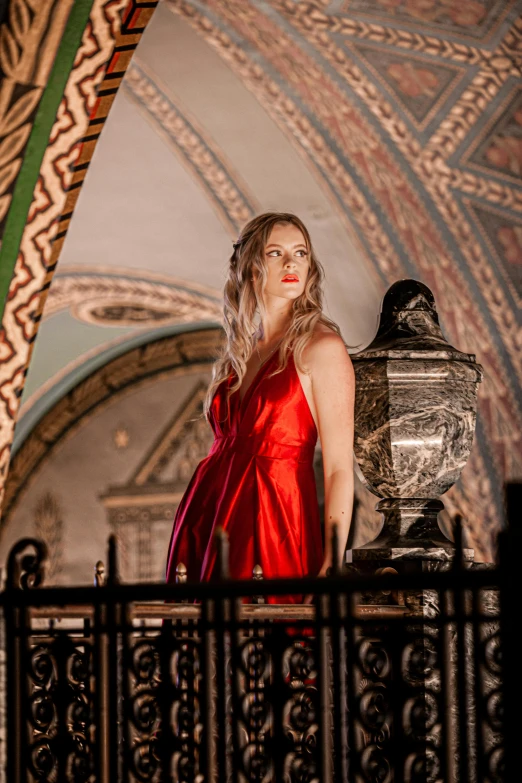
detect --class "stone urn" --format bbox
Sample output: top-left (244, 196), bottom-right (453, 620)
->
top-left (352, 279), bottom-right (483, 561)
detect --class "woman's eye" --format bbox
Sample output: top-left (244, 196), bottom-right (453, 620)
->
top-left (266, 249), bottom-right (307, 257)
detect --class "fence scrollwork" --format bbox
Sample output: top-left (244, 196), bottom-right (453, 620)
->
top-left (2, 525), bottom-right (518, 783)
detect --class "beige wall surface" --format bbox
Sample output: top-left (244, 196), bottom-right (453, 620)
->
top-left (3, 370), bottom-right (212, 585)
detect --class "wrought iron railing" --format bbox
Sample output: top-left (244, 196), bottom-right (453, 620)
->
top-left (1, 502), bottom-right (519, 783)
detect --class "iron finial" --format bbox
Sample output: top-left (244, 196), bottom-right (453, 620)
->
top-left (176, 562), bottom-right (187, 584)
top-left (94, 560), bottom-right (105, 587)
top-left (252, 563), bottom-right (264, 604)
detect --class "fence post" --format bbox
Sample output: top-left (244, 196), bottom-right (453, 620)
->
top-left (4, 539), bottom-right (47, 783)
top-left (95, 535), bottom-right (121, 783)
top-left (499, 483), bottom-right (521, 783)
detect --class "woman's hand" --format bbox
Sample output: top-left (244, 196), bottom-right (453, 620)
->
top-left (302, 560), bottom-right (332, 604)
top-left (316, 561), bottom-right (332, 578)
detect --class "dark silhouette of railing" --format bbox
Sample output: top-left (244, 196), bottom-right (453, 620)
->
top-left (1, 487), bottom-right (520, 783)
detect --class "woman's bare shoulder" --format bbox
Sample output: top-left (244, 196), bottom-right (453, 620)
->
top-left (304, 323), bottom-right (352, 371)
top-left (308, 323), bottom-right (346, 351)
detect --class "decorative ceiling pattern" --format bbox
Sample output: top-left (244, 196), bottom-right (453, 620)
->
top-left (123, 59), bottom-right (259, 235)
top-left (0, 0), bottom-right (74, 236)
top-left (0, 0), bottom-right (159, 504)
top-left (166, 0), bottom-right (522, 558)
top-left (14, 267), bottom-right (221, 426)
top-left (43, 267), bottom-right (221, 327)
top-left (340, 0), bottom-right (515, 40)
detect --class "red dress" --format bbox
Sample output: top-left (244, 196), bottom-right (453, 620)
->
top-left (165, 350), bottom-right (323, 602)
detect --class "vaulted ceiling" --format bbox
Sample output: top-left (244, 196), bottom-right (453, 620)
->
top-left (0, 0), bottom-right (520, 560)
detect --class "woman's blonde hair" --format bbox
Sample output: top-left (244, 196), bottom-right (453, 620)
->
top-left (203, 212), bottom-right (342, 419)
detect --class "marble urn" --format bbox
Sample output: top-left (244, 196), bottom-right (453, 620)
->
top-left (352, 279), bottom-right (483, 561)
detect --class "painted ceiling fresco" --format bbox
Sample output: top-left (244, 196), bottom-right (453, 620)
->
top-left (0, 0), bottom-right (520, 562)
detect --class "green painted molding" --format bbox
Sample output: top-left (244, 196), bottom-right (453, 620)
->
top-left (0, 0), bottom-right (95, 321)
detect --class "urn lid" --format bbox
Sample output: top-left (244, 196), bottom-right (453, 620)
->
top-left (353, 279), bottom-right (481, 369)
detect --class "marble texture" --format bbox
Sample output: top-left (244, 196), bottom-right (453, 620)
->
top-left (352, 280), bottom-right (482, 558)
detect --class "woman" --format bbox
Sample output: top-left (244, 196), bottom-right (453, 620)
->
top-left (165, 212), bottom-right (354, 602)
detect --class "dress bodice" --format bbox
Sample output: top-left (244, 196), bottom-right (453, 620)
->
top-left (208, 351), bottom-right (317, 460)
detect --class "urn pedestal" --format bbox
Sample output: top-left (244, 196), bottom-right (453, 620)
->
top-left (351, 279), bottom-right (483, 567)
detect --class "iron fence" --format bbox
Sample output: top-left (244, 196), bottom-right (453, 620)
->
top-left (0, 503), bottom-right (519, 783)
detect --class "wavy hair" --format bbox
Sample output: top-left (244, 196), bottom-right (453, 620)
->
top-left (203, 212), bottom-right (342, 419)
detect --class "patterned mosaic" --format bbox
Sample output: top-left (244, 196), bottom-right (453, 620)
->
top-left (466, 200), bottom-right (522, 306)
top-left (464, 87), bottom-right (522, 183)
top-left (0, 0), bottom-right (159, 506)
top-left (340, 0), bottom-right (516, 40)
top-left (0, 0), bottom-right (74, 232)
top-left (351, 44), bottom-right (466, 129)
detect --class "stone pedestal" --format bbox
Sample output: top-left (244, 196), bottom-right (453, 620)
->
top-left (351, 279), bottom-right (482, 570)
top-left (349, 280), bottom-right (484, 781)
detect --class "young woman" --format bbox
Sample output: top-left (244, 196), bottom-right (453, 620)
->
top-left (165, 212), bottom-right (355, 602)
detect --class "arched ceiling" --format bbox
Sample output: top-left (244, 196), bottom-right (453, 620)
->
top-left (0, 0), bottom-right (520, 560)
top-left (14, 0), bottom-right (383, 431)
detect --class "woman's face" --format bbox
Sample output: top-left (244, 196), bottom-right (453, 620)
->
top-left (260, 222), bottom-right (310, 302)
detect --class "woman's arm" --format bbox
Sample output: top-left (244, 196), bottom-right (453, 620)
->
top-left (308, 331), bottom-right (355, 573)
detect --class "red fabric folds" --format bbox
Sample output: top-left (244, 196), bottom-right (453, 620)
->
top-left (165, 351), bottom-right (323, 604)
